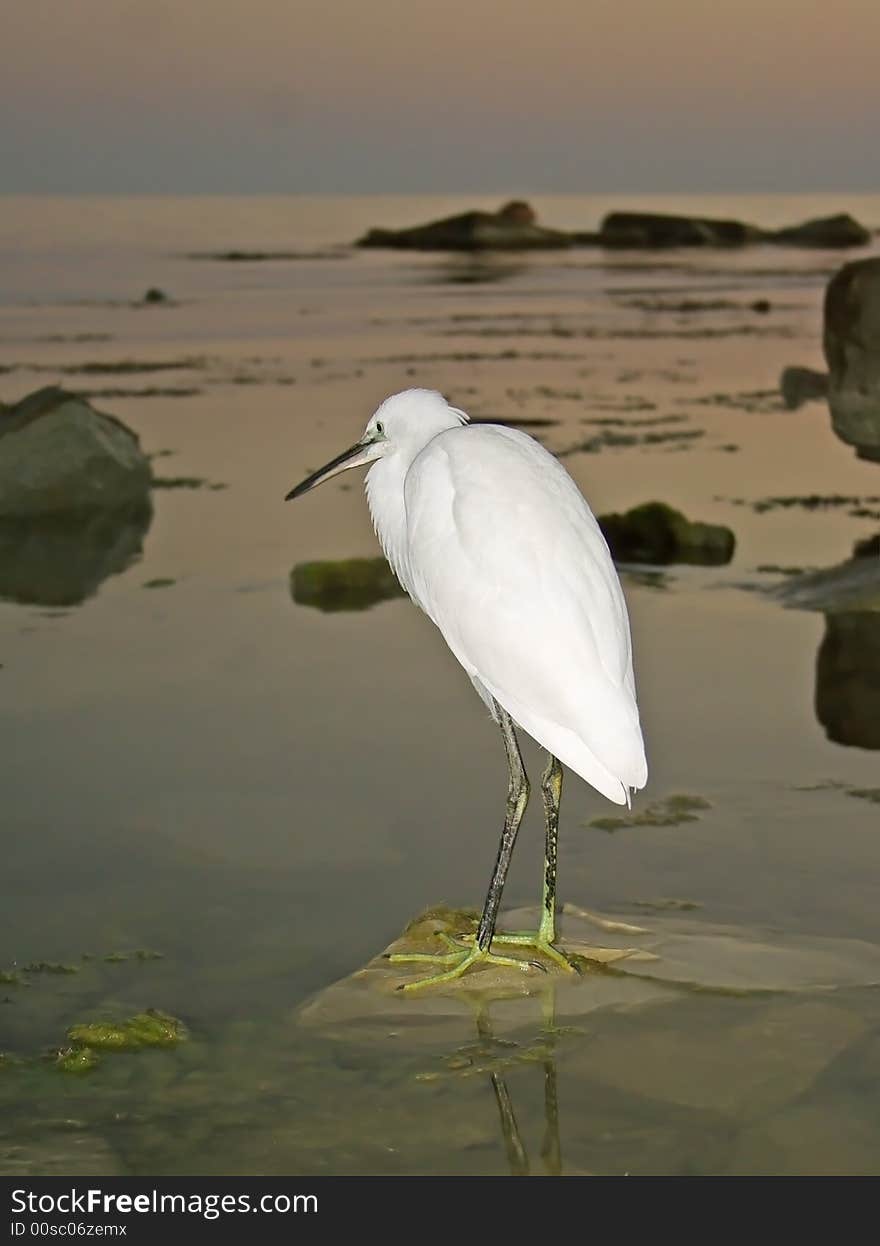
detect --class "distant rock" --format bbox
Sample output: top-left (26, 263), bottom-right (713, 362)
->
top-left (772, 214), bottom-right (871, 249)
top-left (142, 287), bottom-right (168, 304)
top-left (823, 257), bottom-right (880, 461)
top-left (0, 387), bottom-right (152, 517)
top-left (356, 200), bottom-right (573, 252)
top-left (291, 557), bottom-right (405, 612)
top-left (779, 366), bottom-right (829, 410)
top-left (598, 501), bottom-right (735, 566)
top-left (598, 212), bottom-right (762, 249)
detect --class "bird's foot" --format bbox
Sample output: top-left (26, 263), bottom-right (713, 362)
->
top-left (388, 933), bottom-right (545, 993)
top-left (458, 930), bottom-right (580, 974)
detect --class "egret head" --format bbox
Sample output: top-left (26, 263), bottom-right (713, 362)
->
top-left (285, 389), bottom-right (467, 500)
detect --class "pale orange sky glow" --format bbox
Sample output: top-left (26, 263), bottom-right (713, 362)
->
top-left (3, 0), bottom-right (879, 192)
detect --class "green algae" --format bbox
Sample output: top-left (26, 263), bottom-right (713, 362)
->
top-left (143, 578), bottom-right (176, 589)
top-left (54, 1047), bottom-right (100, 1074)
top-left (0, 970), bottom-right (24, 986)
top-left (291, 557), bottom-right (405, 613)
top-left (588, 793), bottom-right (712, 832)
top-left (23, 961), bottom-right (79, 976)
top-left (67, 1009), bottom-right (187, 1052)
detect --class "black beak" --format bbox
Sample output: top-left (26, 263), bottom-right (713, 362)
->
top-left (285, 440), bottom-right (373, 501)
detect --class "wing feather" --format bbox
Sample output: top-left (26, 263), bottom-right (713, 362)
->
top-left (402, 425), bottom-right (647, 799)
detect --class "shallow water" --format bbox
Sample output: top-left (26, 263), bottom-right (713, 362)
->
top-left (1, 194), bottom-right (879, 1175)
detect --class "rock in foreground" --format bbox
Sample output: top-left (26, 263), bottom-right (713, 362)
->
top-left (598, 501), bottom-right (735, 566)
top-left (291, 557), bottom-right (405, 612)
top-left (0, 387), bottom-right (152, 517)
top-left (823, 256), bottom-right (880, 461)
top-left (357, 200), bottom-right (573, 251)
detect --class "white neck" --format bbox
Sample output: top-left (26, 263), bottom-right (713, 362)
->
top-left (365, 450), bottom-right (414, 594)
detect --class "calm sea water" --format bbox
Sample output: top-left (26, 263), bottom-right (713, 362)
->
top-left (1, 194), bottom-right (879, 1175)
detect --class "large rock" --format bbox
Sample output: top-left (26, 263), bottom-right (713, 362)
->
top-left (598, 501), bottom-right (735, 566)
top-left (0, 387), bottom-right (152, 516)
top-left (772, 214), bottom-right (872, 249)
top-left (598, 211), bottom-right (762, 249)
top-left (356, 200), bottom-right (573, 251)
top-left (823, 257), bottom-right (880, 461)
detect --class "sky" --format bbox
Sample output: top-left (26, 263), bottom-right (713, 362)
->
top-left (2, 0), bottom-right (879, 194)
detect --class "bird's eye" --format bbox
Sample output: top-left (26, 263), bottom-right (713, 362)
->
top-left (376, 421), bottom-right (385, 436)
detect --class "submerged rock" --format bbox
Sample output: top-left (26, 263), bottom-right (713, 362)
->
top-left (779, 366), bottom-right (829, 410)
top-left (823, 257), bottom-right (880, 461)
top-left (142, 287), bottom-right (168, 304)
top-left (298, 904), bottom-right (880, 1037)
top-left (291, 557), bottom-right (405, 612)
top-left (356, 200), bottom-right (573, 251)
top-left (598, 501), bottom-right (735, 566)
top-left (772, 214), bottom-right (872, 249)
top-left (0, 387), bottom-right (152, 517)
top-left (599, 211), bottom-right (762, 249)
top-left (66, 1009), bottom-right (187, 1052)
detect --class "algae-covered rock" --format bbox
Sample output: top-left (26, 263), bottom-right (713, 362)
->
top-left (587, 793), bottom-right (711, 832)
top-left (55, 1047), bottom-right (100, 1074)
top-left (0, 387), bottom-right (152, 517)
top-left (66, 1009), bottom-right (187, 1052)
top-left (598, 501), bottom-right (735, 566)
top-left (298, 904), bottom-right (880, 1043)
top-left (291, 556), bottom-right (405, 612)
top-left (357, 200), bottom-right (573, 252)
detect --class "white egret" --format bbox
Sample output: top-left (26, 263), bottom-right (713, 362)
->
top-left (286, 389), bottom-right (647, 990)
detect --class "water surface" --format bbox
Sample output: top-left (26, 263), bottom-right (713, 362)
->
top-left (1, 194), bottom-right (879, 1175)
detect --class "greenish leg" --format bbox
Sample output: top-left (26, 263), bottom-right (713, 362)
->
top-left (470, 753), bottom-right (578, 973)
top-left (390, 703), bottom-right (543, 991)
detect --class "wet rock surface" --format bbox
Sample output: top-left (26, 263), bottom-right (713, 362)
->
top-left (0, 387), bottom-right (152, 517)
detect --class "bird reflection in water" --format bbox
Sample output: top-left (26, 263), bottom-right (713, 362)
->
top-left (440, 987), bottom-right (568, 1177)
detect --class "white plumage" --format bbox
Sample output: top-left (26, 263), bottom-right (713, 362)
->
top-left (362, 389), bottom-right (647, 805)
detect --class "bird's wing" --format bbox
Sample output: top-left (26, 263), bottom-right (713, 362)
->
top-left (403, 425), bottom-right (646, 801)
